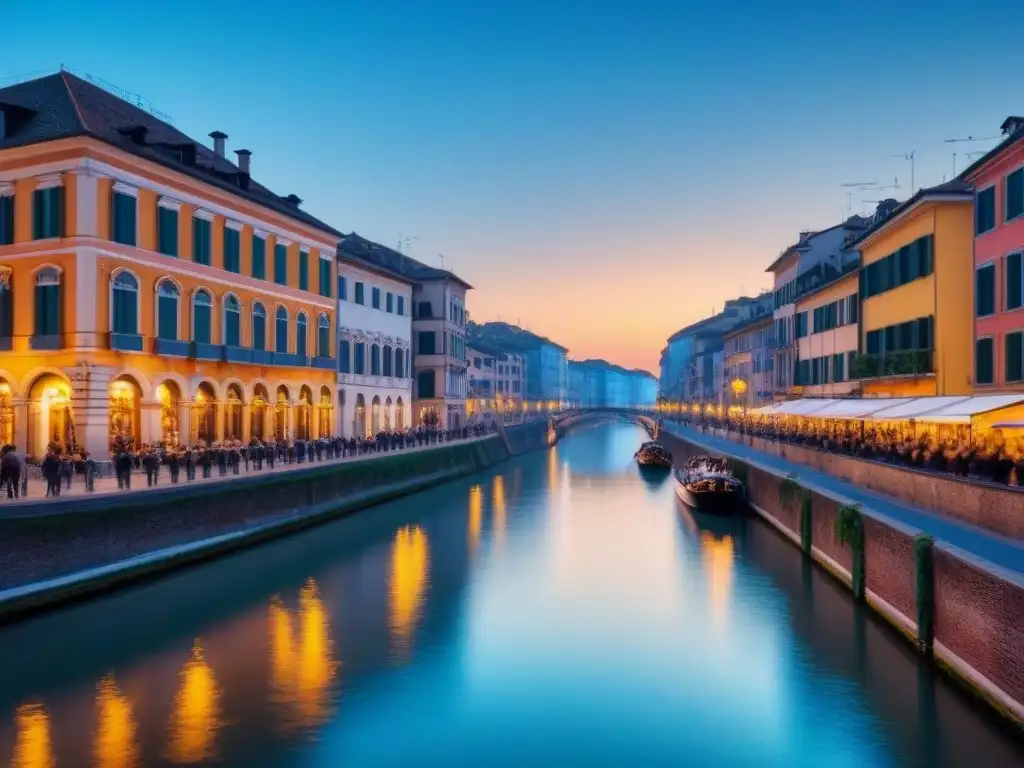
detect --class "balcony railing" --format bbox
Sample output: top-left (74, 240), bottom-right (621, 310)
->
top-left (849, 349), bottom-right (934, 380)
top-left (109, 333), bottom-right (144, 352)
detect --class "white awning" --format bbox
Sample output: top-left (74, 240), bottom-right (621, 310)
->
top-left (748, 394), bottom-right (1024, 425)
top-left (867, 396), bottom-right (970, 421)
top-left (810, 398), bottom-right (913, 420)
top-left (914, 394), bottom-right (1024, 423)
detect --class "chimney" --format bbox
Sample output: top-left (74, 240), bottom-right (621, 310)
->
top-left (235, 149), bottom-right (251, 190)
top-left (209, 130), bottom-right (227, 158)
top-left (285, 194), bottom-right (303, 207)
top-left (1001, 116), bottom-right (1024, 136)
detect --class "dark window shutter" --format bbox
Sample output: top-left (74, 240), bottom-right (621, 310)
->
top-left (1007, 253), bottom-right (1023, 311)
top-left (1006, 332), bottom-right (1023, 383)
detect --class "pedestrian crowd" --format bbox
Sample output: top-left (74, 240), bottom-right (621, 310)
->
top-left (0, 421), bottom-right (498, 500)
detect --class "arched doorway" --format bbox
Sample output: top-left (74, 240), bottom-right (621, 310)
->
top-left (297, 385), bottom-right (312, 440)
top-left (251, 384), bottom-right (269, 440)
top-left (0, 378), bottom-right (14, 447)
top-left (318, 386), bottom-right (332, 437)
top-left (395, 397), bottom-right (405, 430)
top-left (274, 385), bottom-right (290, 439)
top-left (28, 373), bottom-right (74, 455)
top-left (192, 382), bottom-right (217, 444)
top-left (384, 396), bottom-right (393, 430)
top-left (354, 394), bottom-right (366, 437)
top-left (109, 376), bottom-right (141, 450)
top-left (156, 380), bottom-right (181, 445)
top-left (225, 383), bottom-right (243, 439)
top-left (371, 395), bottom-right (381, 434)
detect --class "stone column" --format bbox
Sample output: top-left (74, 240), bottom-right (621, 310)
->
top-left (66, 363), bottom-right (115, 464)
top-left (11, 398), bottom-right (28, 454)
top-left (140, 398), bottom-right (162, 444)
top-left (241, 403), bottom-right (252, 442)
top-left (286, 402), bottom-right (295, 440)
top-left (215, 401), bottom-right (225, 441)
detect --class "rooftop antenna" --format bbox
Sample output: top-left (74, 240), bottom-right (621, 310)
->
top-left (840, 182), bottom-right (878, 217)
top-left (945, 135), bottom-right (999, 176)
top-left (438, 253), bottom-right (446, 270)
top-left (396, 233), bottom-right (420, 254)
top-left (893, 151), bottom-right (915, 197)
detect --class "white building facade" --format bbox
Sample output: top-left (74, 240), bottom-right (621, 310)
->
top-left (336, 256), bottom-right (414, 436)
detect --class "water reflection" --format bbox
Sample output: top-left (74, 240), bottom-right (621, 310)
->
top-left (93, 674), bottom-right (139, 768)
top-left (700, 532), bottom-right (735, 632)
top-left (166, 641), bottom-right (223, 764)
top-left (10, 703), bottom-right (53, 768)
top-left (389, 525), bottom-right (429, 659)
top-left (268, 580), bottom-right (337, 734)
top-left (492, 475), bottom-right (506, 545)
top-left (468, 485), bottom-right (483, 553)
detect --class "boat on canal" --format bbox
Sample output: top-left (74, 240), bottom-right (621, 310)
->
top-left (673, 455), bottom-right (745, 514)
top-left (634, 440), bottom-right (673, 473)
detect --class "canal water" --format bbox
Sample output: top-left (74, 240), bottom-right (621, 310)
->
top-left (1, 421), bottom-right (1022, 767)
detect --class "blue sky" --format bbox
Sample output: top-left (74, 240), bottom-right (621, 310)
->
top-left (6, 0), bottom-right (1023, 370)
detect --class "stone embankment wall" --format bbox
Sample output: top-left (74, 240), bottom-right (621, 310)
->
top-left (1, 427), bottom-right (555, 621)
top-left (701, 426), bottom-right (1024, 538)
top-left (659, 429), bottom-right (1024, 729)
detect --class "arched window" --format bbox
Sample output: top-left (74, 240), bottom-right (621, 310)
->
top-left (224, 294), bottom-right (241, 347)
top-left (34, 267), bottom-right (61, 338)
top-left (417, 369), bottom-right (435, 399)
top-left (111, 270), bottom-right (138, 334)
top-left (192, 289), bottom-right (212, 343)
top-left (275, 306), bottom-right (288, 354)
top-left (156, 280), bottom-right (180, 341)
top-left (383, 344), bottom-right (393, 376)
top-left (339, 339), bottom-right (351, 373)
top-left (252, 302), bottom-right (267, 350)
top-left (317, 313), bottom-right (330, 358)
top-left (296, 312), bottom-right (308, 358)
top-left (370, 344), bottom-right (381, 375)
top-left (394, 347), bottom-right (404, 378)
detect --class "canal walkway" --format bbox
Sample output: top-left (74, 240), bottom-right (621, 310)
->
top-left (664, 422), bottom-right (1024, 576)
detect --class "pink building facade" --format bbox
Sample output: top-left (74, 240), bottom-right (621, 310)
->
top-left (963, 118), bottom-right (1024, 390)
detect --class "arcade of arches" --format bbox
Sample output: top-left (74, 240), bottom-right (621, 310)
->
top-left (340, 390), bottom-right (410, 438)
top-left (0, 368), bottom-right (338, 457)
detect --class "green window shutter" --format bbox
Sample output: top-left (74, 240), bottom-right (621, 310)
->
top-left (158, 296), bottom-right (177, 340)
top-left (976, 338), bottom-right (994, 385)
top-left (226, 311), bottom-right (240, 346)
top-left (158, 207), bottom-right (179, 256)
top-left (194, 305), bottom-right (211, 343)
top-left (31, 187), bottom-right (62, 239)
top-left (976, 265), bottom-right (996, 316)
top-left (299, 251), bottom-right (309, 291)
top-left (274, 244), bottom-right (287, 285)
top-left (193, 218), bottom-right (211, 265)
top-left (0, 196), bottom-right (13, 244)
top-left (297, 321), bottom-right (307, 357)
top-left (976, 188), bottom-right (996, 234)
top-left (319, 325), bottom-right (329, 357)
top-left (1006, 332), bottom-right (1024, 383)
top-left (252, 236), bottom-right (266, 279)
top-left (276, 318), bottom-right (288, 353)
top-left (320, 259), bottom-right (331, 297)
top-left (112, 192), bottom-right (137, 246)
top-left (32, 190), bottom-right (44, 240)
top-left (253, 316), bottom-right (266, 350)
top-left (224, 228), bottom-right (240, 272)
top-left (1007, 252), bottom-right (1023, 311)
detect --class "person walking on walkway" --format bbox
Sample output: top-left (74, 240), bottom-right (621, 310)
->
top-left (184, 447), bottom-right (196, 481)
top-left (115, 447), bottom-right (133, 490)
top-left (60, 453), bottom-right (74, 491)
top-left (142, 448), bottom-right (159, 487)
top-left (1, 445), bottom-right (20, 499)
top-left (167, 449), bottom-right (181, 483)
top-left (42, 449), bottom-right (61, 497)
top-left (83, 452), bottom-right (97, 491)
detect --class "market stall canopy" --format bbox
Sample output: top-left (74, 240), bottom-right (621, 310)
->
top-left (750, 394), bottom-right (1024, 425)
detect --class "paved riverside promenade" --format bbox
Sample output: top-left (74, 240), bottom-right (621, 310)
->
top-left (0, 436), bottom-right (487, 512)
top-left (664, 422), bottom-right (1024, 576)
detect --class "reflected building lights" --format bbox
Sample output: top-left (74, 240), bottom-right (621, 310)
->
top-left (492, 476), bottom-right (506, 544)
top-left (547, 447), bottom-right (558, 493)
top-left (166, 640), bottom-right (223, 764)
top-left (468, 485), bottom-right (483, 552)
top-left (10, 703), bottom-right (54, 768)
top-left (701, 533), bottom-right (735, 631)
top-left (389, 525), bottom-right (429, 659)
top-left (93, 674), bottom-right (139, 768)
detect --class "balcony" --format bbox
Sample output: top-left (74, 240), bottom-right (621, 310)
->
top-left (191, 341), bottom-right (223, 361)
top-left (154, 338), bottom-right (190, 357)
top-left (849, 350), bottom-right (934, 380)
top-left (224, 345), bottom-right (253, 364)
top-left (109, 333), bottom-right (144, 352)
top-left (30, 334), bottom-right (61, 351)
top-left (311, 356), bottom-right (336, 371)
top-left (251, 349), bottom-right (274, 366)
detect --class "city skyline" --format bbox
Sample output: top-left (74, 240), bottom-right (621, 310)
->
top-left (7, 0), bottom-right (1024, 371)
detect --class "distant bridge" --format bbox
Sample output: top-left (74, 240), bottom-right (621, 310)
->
top-left (552, 408), bottom-right (659, 438)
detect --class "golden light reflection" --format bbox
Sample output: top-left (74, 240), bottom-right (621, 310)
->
top-left (10, 703), bottom-right (54, 768)
top-left (701, 533), bottom-right (735, 630)
top-left (547, 447), bottom-right (558, 493)
top-left (468, 485), bottom-right (483, 552)
top-left (268, 582), bottom-right (338, 734)
top-left (93, 674), bottom-right (139, 768)
top-left (166, 640), bottom-right (223, 764)
top-left (389, 525), bottom-right (429, 658)
top-left (492, 475), bottom-right (506, 544)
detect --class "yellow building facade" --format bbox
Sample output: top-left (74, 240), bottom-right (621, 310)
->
top-left (0, 72), bottom-right (339, 458)
top-left (850, 182), bottom-right (974, 397)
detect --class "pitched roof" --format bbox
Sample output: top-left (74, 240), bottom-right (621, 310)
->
top-left (338, 232), bottom-right (473, 289)
top-left (0, 71), bottom-right (342, 238)
top-left (470, 321), bottom-right (567, 353)
top-left (843, 179), bottom-right (973, 251)
top-left (958, 119), bottom-right (1024, 182)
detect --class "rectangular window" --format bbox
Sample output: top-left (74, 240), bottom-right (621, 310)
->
top-left (223, 227), bottom-right (240, 272)
top-left (418, 331), bottom-right (436, 354)
top-left (372, 287), bottom-right (381, 309)
top-left (274, 243), bottom-right (288, 285)
top-left (157, 206), bottom-right (179, 257)
top-left (976, 263), bottom-right (996, 316)
top-left (976, 187), bottom-right (996, 235)
top-left (866, 329), bottom-right (882, 355)
top-left (355, 282), bottom-right (365, 305)
top-left (417, 301), bottom-right (432, 317)
top-left (192, 216), bottom-right (211, 265)
top-left (354, 342), bottom-right (366, 374)
top-left (32, 186), bottom-right (63, 239)
top-left (111, 191), bottom-right (137, 246)
top-left (318, 258), bottom-right (331, 297)
top-left (299, 250), bottom-right (309, 291)
top-left (1007, 252), bottom-right (1023, 311)
top-left (0, 195), bottom-right (13, 245)
top-left (1006, 332), bottom-right (1024, 383)
top-left (252, 235), bottom-right (266, 279)
top-left (847, 294), bottom-right (858, 324)
top-left (976, 337), bottom-right (994, 385)
top-left (1007, 168), bottom-right (1024, 222)
top-left (338, 275), bottom-right (348, 301)
top-left (397, 296), bottom-right (405, 316)
top-left (386, 292), bottom-right (394, 313)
